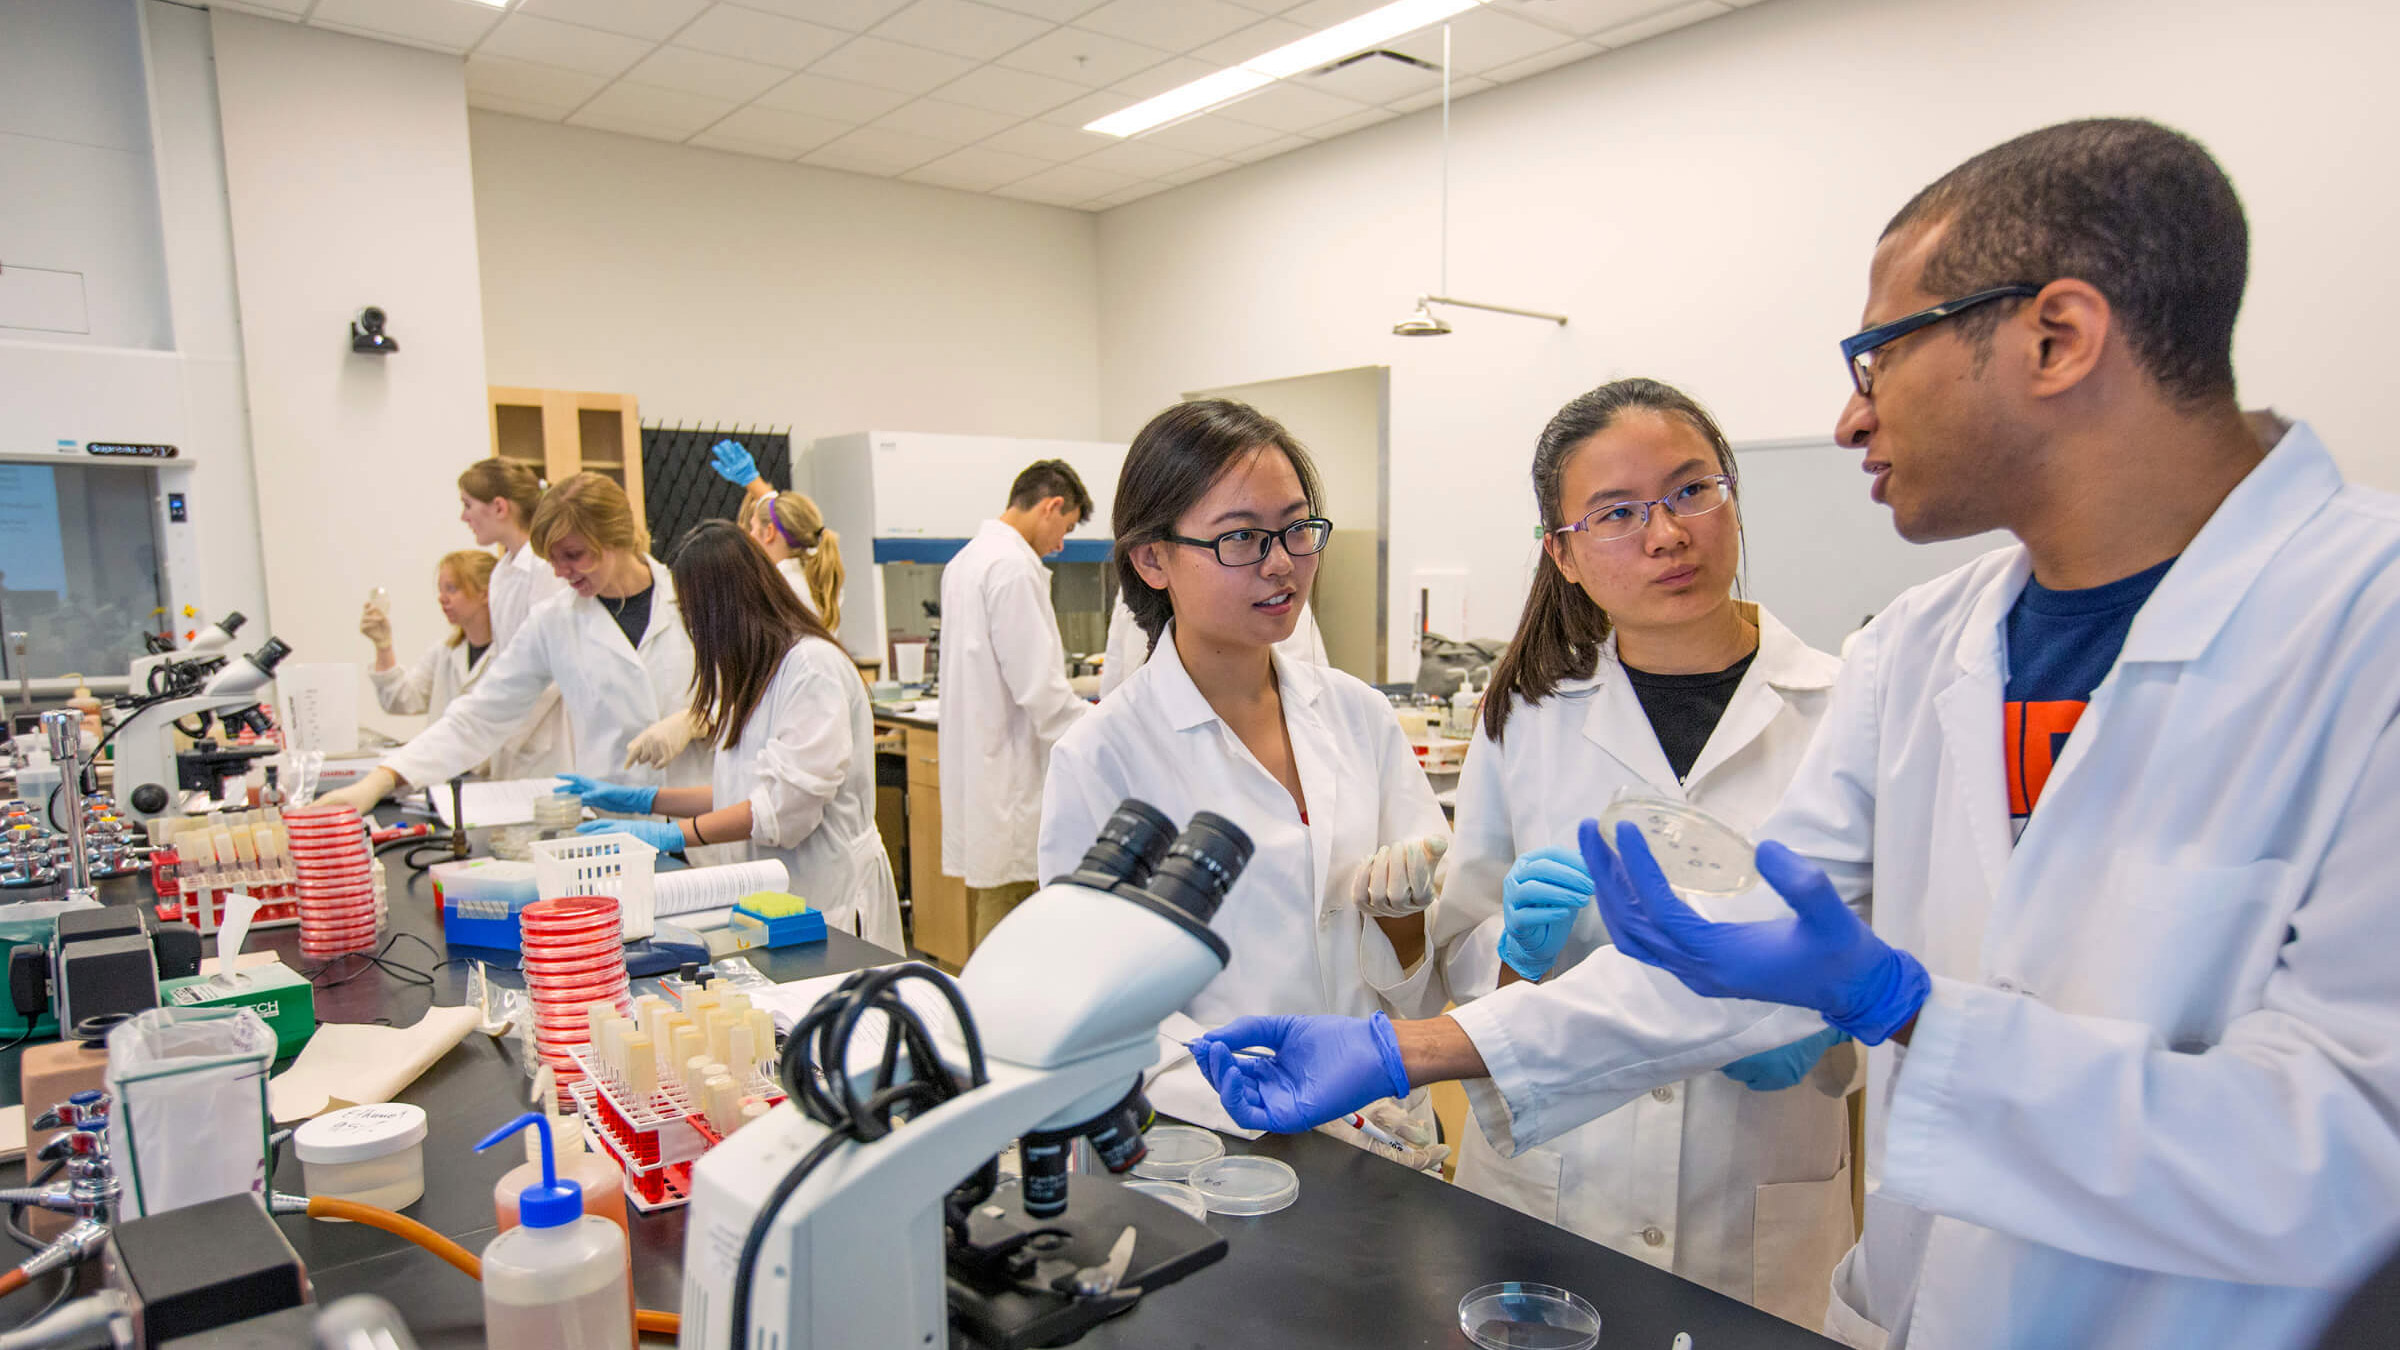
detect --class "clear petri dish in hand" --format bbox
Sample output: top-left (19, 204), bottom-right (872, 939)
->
top-left (1457, 1282), bottom-right (1600, 1350)
top-left (1594, 787), bottom-right (1758, 898)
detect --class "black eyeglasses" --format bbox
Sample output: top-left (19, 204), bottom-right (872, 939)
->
top-left (1840, 284), bottom-right (2042, 395)
top-left (1164, 517), bottom-right (1333, 567)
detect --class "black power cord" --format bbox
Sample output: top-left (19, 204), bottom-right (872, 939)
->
top-left (726, 964), bottom-right (990, 1349)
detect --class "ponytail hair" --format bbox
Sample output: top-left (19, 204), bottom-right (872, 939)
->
top-left (759, 491), bottom-right (845, 633)
top-left (458, 459), bottom-right (544, 523)
top-left (1483, 378), bottom-right (1740, 743)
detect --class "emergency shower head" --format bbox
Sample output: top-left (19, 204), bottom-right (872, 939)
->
top-left (1392, 300), bottom-right (1453, 337)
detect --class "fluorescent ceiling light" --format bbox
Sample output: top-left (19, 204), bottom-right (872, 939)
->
top-left (1086, 0), bottom-right (1485, 138)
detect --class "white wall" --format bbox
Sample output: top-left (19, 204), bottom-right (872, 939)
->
top-left (0, 0), bottom-right (170, 348)
top-left (471, 113), bottom-right (1102, 452)
top-left (1096, 0), bottom-right (2400, 676)
top-left (211, 10), bottom-right (491, 738)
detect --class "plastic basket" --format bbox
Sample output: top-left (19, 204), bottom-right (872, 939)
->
top-left (530, 834), bottom-right (657, 941)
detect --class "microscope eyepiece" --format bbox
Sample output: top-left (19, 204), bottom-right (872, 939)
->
top-left (1072, 799), bottom-right (1176, 889)
top-left (1142, 812), bottom-right (1253, 926)
top-left (217, 612), bottom-right (246, 635)
top-left (248, 637), bottom-right (291, 674)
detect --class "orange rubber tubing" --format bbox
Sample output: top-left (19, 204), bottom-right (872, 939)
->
top-left (304, 1196), bottom-right (682, 1337)
top-left (0, 1266), bottom-right (26, 1299)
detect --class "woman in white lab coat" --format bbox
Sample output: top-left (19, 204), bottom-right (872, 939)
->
top-left (1432, 379), bottom-right (1853, 1326)
top-left (572, 521), bottom-right (901, 949)
top-left (359, 548), bottom-right (497, 724)
top-left (457, 458), bottom-right (570, 778)
top-left (317, 472), bottom-right (711, 814)
top-left (625, 449), bottom-right (849, 770)
top-left (1040, 399), bottom-right (1449, 1149)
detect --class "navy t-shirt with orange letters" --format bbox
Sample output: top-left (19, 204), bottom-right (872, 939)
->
top-left (2002, 557), bottom-right (2175, 839)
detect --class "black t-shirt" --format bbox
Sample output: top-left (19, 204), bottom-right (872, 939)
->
top-left (465, 640), bottom-right (489, 669)
top-left (599, 585), bottom-right (653, 650)
top-left (1624, 651), bottom-right (1757, 782)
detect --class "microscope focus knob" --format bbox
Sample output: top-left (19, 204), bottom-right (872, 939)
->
top-left (129, 784), bottom-right (169, 815)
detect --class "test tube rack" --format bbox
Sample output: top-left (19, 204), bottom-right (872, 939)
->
top-left (565, 1043), bottom-right (785, 1212)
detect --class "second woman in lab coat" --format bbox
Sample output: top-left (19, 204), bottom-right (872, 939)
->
top-left (1430, 378), bottom-right (1853, 1326)
top-left (316, 472), bottom-right (711, 814)
top-left (575, 522), bottom-right (902, 950)
top-left (1039, 399), bottom-right (1449, 1149)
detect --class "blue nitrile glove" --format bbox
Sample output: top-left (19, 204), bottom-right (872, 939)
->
top-left (709, 438), bottom-right (759, 487)
top-left (1579, 819), bottom-right (1930, 1045)
top-left (575, 817), bottom-right (684, 855)
top-left (554, 772), bottom-right (657, 816)
top-left (1721, 1024), bottom-right (1849, 1091)
top-left (1191, 1012), bottom-right (1411, 1134)
top-left (1498, 845), bottom-right (1595, 980)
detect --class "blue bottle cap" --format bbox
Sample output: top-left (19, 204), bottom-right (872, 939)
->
top-left (474, 1112), bottom-right (585, 1230)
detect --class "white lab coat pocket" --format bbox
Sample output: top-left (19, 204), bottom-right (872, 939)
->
top-left (1753, 1165), bottom-right (1854, 1329)
top-left (1453, 1115), bottom-right (1564, 1225)
top-left (2064, 858), bottom-right (2289, 1043)
top-left (1820, 1242), bottom-right (1889, 1350)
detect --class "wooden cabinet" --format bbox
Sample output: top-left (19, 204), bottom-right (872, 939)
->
top-left (902, 725), bottom-right (971, 968)
top-left (487, 386), bottom-right (645, 520)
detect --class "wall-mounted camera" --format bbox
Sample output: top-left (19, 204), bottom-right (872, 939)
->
top-left (350, 307), bottom-right (398, 355)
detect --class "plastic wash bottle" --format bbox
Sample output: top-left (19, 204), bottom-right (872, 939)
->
top-left (475, 1111), bottom-right (634, 1349)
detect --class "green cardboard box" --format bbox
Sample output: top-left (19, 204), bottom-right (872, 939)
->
top-left (161, 961), bottom-right (316, 1059)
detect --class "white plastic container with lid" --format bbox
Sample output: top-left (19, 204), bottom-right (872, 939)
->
top-left (294, 1103), bottom-right (429, 1214)
top-left (476, 1112), bottom-right (632, 1350)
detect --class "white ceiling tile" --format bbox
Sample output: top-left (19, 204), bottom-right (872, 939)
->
top-left (977, 0), bottom-right (1107, 20)
top-left (1223, 0), bottom-right (1310, 11)
top-left (566, 83), bottom-right (740, 140)
top-left (622, 46), bottom-right (794, 101)
top-left (1187, 16), bottom-right (1310, 66)
top-left (1074, 0), bottom-right (1258, 53)
top-left (1106, 56), bottom-right (1217, 101)
top-left (1034, 89), bottom-right (1134, 127)
top-left (730, 0), bottom-right (909, 26)
top-left (1491, 0), bottom-right (1693, 38)
top-left (870, 97), bottom-right (1021, 144)
top-left (995, 161), bottom-right (1138, 204)
top-left (1135, 113), bottom-right (1283, 156)
top-left (1214, 80), bottom-right (1369, 132)
top-left (808, 35), bottom-right (980, 92)
top-left (466, 55), bottom-right (609, 111)
top-left (871, 0), bottom-right (1055, 60)
top-left (1589, 0), bottom-right (1729, 46)
top-left (980, 118), bottom-right (1114, 161)
top-left (214, 0), bottom-right (309, 17)
top-left (513, 0), bottom-right (711, 42)
top-left (931, 64), bottom-right (1088, 116)
top-left (1386, 73), bottom-right (1491, 110)
top-left (902, 145), bottom-right (1055, 190)
top-left (467, 92), bottom-right (574, 121)
top-left (755, 71), bottom-right (917, 120)
top-left (1305, 104), bottom-right (1398, 139)
top-left (1157, 157), bottom-right (1236, 184)
top-left (690, 104), bottom-right (853, 155)
top-left (1481, 39), bottom-right (1597, 82)
top-left (308, 0), bottom-right (503, 53)
top-left (1276, 0), bottom-right (1392, 27)
top-left (995, 25), bottom-right (1170, 87)
top-left (673, 5), bottom-right (849, 67)
top-left (477, 14), bottom-right (654, 76)
top-left (1388, 8), bottom-right (1580, 74)
top-left (1301, 51), bottom-right (1439, 104)
top-left (1222, 131), bottom-right (1310, 163)
top-left (1074, 136), bottom-right (1210, 177)
top-left (801, 125), bottom-right (958, 173)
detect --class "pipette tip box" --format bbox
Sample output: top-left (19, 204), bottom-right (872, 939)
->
top-left (726, 892), bottom-right (825, 950)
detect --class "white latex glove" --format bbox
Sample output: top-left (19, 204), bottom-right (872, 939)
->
top-left (1314, 1098), bottom-right (1449, 1174)
top-left (358, 601), bottom-right (391, 647)
top-left (314, 767), bottom-right (397, 815)
top-left (623, 709), bottom-right (700, 770)
top-left (1351, 835), bottom-right (1449, 918)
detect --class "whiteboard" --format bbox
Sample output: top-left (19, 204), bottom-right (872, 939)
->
top-left (1732, 439), bottom-right (2009, 651)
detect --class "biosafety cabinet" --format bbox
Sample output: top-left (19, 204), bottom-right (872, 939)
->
top-left (802, 433), bottom-right (1127, 672)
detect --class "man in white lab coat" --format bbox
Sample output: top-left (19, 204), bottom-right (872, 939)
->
top-left (1194, 119), bottom-right (2400, 1350)
top-left (937, 459), bottom-right (1095, 947)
